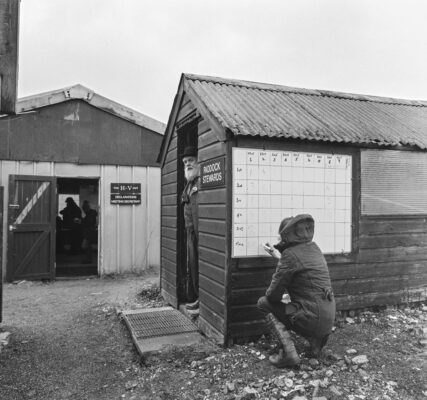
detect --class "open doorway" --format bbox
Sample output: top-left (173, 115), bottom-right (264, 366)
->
top-left (56, 177), bottom-right (99, 277)
top-left (177, 121), bottom-right (199, 308)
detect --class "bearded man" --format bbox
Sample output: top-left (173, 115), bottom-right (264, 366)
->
top-left (180, 146), bottom-right (200, 312)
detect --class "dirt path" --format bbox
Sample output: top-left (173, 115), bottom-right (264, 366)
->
top-left (0, 273), bottom-right (159, 400)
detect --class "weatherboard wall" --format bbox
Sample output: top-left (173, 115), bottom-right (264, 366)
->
top-left (227, 137), bottom-right (427, 342)
top-left (160, 93), bottom-right (228, 343)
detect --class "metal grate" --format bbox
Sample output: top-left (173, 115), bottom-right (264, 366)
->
top-left (123, 309), bottom-right (198, 339)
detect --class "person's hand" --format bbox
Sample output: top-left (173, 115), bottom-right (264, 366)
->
top-left (263, 243), bottom-right (281, 259)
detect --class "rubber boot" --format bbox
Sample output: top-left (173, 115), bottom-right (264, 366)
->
top-left (307, 334), bottom-right (329, 358)
top-left (265, 313), bottom-right (300, 368)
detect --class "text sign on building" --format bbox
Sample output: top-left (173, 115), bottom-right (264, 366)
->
top-left (110, 183), bottom-right (141, 205)
top-left (200, 157), bottom-right (225, 189)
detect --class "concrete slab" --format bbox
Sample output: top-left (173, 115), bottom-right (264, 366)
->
top-left (121, 307), bottom-right (207, 357)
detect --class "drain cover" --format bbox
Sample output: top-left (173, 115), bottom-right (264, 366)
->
top-left (122, 308), bottom-right (198, 339)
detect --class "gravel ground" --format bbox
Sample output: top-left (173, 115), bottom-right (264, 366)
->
top-left (0, 272), bottom-right (160, 400)
top-left (0, 271), bottom-right (426, 400)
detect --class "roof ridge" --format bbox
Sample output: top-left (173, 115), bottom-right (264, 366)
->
top-left (184, 73), bottom-right (427, 107)
top-left (17, 84), bottom-right (166, 134)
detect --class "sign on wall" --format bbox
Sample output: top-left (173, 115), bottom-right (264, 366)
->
top-left (232, 148), bottom-right (352, 257)
top-left (200, 157), bottom-right (225, 189)
top-left (110, 183), bottom-right (141, 205)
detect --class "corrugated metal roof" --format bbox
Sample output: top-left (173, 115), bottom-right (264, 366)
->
top-left (183, 74), bottom-right (427, 149)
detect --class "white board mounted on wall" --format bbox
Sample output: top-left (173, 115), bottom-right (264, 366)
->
top-left (232, 148), bottom-right (352, 257)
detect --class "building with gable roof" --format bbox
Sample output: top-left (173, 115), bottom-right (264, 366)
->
top-left (0, 84), bottom-right (165, 280)
top-left (159, 73), bottom-right (427, 344)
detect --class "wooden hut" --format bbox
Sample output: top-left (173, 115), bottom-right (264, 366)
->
top-left (0, 84), bottom-right (165, 281)
top-left (158, 73), bottom-right (427, 345)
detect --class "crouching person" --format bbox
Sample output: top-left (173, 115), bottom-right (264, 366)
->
top-left (257, 214), bottom-right (335, 368)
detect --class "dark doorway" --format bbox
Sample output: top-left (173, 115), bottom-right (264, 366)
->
top-left (177, 122), bottom-right (199, 304)
top-left (56, 177), bottom-right (99, 277)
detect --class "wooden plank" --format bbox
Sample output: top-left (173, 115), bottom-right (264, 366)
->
top-left (359, 232), bottom-right (427, 249)
top-left (230, 287), bottom-right (265, 306)
top-left (199, 232), bottom-right (226, 252)
top-left (198, 142), bottom-right (226, 162)
top-left (161, 268), bottom-right (177, 286)
top-left (161, 289), bottom-right (178, 308)
top-left (199, 219), bottom-right (226, 236)
top-left (231, 269), bottom-right (275, 289)
top-left (161, 247), bottom-right (176, 264)
top-left (229, 304), bottom-right (262, 323)
top-left (199, 129), bottom-right (220, 149)
top-left (199, 246), bottom-right (225, 268)
top-left (176, 97), bottom-right (196, 123)
top-left (231, 257), bottom-right (276, 270)
top-left (199, 260), bottom-right (225, 285)
top-left (198, 188), bottom-right (226, 204)
top-left (0, 0), bottom-right (20, 114)
top-left (199, 288), bottom-right (225, 318)
top-left (199, 275), bottom-right (225, 300)
top-left (162, 159), bottom-right (177, 175)
top-left (200, 302), bottom-right (225, 333)
top-left (161, 171), bottom-right (177, 186)
top-left (162, 205), bottom-right (177, 217)
top-left (332, 273), bottom-right (427, 296)
top-left (161, 257), bottom-right (176, 274)
top-left (161, 182), bottom-right (177, 195)
top-left (161, 226), bottom-right (176, 239)
top-left (161, 194), bottom-right (176, 206)
top-left (229, 321), bottom-right (266, 339)
top-left (329, 261), bottom-right (427, 281)
top-left (336, 287), bottom-right (427, 310)
top-left (198, 316), bottom-right (225, 345)
top-left (199, 204), bottom-right (226, 220)
top-left (198, 119), bottom-right (210, 136)
top-left (162, 236), bottom-right (176, 252)
top-left (360, 217), bottom-right (427, 235)
top-left (358, 246), bottom-right (427, 263)
top-left (161, 279), bottom-right (177, 299)
top-left (162, 216), bottom-right (177, 229)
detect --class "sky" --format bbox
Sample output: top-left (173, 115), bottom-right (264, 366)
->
top-left (18, 0), bottom-right (427, 124)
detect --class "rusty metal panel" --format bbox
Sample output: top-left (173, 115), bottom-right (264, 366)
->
top-left (184, 74), bottom-right (427, 149)
top-left (361, 149), bottom-right (427, 215)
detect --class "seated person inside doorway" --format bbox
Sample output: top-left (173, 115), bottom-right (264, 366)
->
top-left (81, 201), bottom-right (98, 264)
top-left (257, 214), bottom-right (335, 368)
top-left (59, 197), bottom-right (82, 254)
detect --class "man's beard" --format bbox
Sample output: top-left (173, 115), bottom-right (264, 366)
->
top-left (185, 165), bottom-right (200, 181)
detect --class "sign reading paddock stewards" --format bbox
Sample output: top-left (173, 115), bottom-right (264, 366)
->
top-left (110, 183), bottom-right (141, 205)
top-left (200, 157), bottom-right (225, 189)
top-left (232, 148), bottom-right (352, 257)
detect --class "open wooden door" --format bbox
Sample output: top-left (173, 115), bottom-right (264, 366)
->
top-left (7, 175), bottom-right (56, 281)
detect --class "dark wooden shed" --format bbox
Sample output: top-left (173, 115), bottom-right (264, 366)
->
top-left (158, 73), bottom-right (427, 345)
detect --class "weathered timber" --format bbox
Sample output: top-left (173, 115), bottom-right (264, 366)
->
top-left (199, 232), bottom-right (226, 252)
top-left (198, 204), bottom-right (226, 219)
top-left (199, 260), bottom-right (225, 284)
top-left (199, 275), bottom-right (225, 300)
top-left (199, 246), bottom-right (225, 268)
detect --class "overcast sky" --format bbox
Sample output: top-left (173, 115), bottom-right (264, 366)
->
top-left (18, 0), bottom-right (427, 123)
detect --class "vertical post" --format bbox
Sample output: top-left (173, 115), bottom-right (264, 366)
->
top-left (0, 0), bottom-right (20, 114)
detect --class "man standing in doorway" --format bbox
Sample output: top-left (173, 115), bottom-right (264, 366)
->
top-left (181, 146), bottom-right (200, 314)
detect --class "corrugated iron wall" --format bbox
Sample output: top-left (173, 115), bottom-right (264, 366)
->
top-left (0, 160), bottom-right (160, 278)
